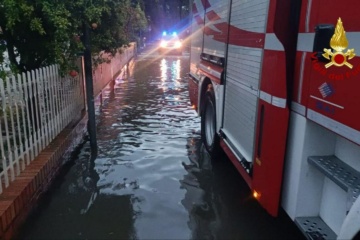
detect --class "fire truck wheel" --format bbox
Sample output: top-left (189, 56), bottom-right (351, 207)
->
top-left (201, 86), bottom-right (220, 158)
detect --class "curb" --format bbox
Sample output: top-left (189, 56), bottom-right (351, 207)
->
top-left (0, 113), bottom-right (88, 240)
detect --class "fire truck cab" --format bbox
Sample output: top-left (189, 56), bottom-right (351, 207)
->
top-left (188, 0), bottom-right (360, 239)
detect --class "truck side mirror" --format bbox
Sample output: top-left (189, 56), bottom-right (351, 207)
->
top-left (313, 24), bottom-right (335, 62)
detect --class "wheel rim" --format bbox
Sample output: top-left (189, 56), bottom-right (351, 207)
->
top-left (205, 99), bottom-right (215, 147)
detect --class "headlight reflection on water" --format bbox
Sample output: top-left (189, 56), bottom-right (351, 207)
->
top-left (173, 59), bottom-right (181, 82)
top-left (160, 59), bottom-right (181, 82)
top-left (160, 59), bottom-right (182, 98)
top-left (160, 59), bottom-right (167, 82)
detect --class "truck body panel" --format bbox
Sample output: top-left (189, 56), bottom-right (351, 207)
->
top-left (189, 0), bottom-right (360, 238)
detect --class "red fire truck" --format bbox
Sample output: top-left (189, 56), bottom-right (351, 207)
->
top-left (188, 0), bottom-right (360, 239)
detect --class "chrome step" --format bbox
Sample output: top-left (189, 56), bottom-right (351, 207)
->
top-left (295, 217), bottom-right (337, 240)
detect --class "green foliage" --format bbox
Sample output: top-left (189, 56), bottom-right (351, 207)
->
top-left (0, 0), bottom-right (148, 75)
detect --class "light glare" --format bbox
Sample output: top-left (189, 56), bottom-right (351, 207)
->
top-left (160, 41), bottom-right (167, 47)
top-left (253, 190), bottom-right (261, 199)
top-left (174, 41), bottom-right (182, 48)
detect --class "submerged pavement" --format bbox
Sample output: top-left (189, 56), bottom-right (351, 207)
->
top-left (18, 49), bottom-right (304, 239)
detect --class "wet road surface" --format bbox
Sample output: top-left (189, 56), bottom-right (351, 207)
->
top-left (18, 47), bottom-right (305, 239)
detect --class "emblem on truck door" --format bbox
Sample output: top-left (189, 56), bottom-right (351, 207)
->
top-left (323, 18), bottom-right (355, 68)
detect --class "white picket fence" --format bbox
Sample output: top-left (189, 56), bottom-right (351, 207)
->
top-left (0, 65), bottom-right (85, 193)
top-left (0, 43), bottom-right (136, 194)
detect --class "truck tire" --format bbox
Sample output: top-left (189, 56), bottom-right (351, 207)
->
top-left (201, 85), bottom-right (220, 159)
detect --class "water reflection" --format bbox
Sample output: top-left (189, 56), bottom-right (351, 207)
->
top-left (182, 136), bottom-right (305, 239)
top-left (182, 136), bottom-right (220, 239)
top-left (160, 58), bottom-right (167, 81)
top-left (92, 57), bottom-right (199, 239)
top-left (17, 141), bottom-right (138, 240)
top-left (17, 55), bottom-right (303, 240)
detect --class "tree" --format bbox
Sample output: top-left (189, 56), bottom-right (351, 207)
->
top-left (142, 0), bottom-right (190, 40)
top-left (0, 0), bottom-right (147, 75)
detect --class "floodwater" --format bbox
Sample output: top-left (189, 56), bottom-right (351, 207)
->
top-left (18, 48), bottom-right (304, 239)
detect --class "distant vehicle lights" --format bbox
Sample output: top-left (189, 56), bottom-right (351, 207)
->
top-left (160, 40), bottom-right (167, 47)
top-left (159, 31), bottom-right (183, 55)
top-left (159, 40), bottom-right (182, 49)
top-left (174, 41), bottom-right (182, 48)
top-left (162, 31), bottom-right (178, 36)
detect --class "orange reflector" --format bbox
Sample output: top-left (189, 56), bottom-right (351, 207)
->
top-left (253, 190), bottom-right (261, 199)
top-left (192, 105), bottom-right (196, 109)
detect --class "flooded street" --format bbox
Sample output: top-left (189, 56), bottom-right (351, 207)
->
top-left (18, 48), bottom-right (304, 239)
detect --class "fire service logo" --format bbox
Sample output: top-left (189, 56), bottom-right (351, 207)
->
top-left (311, 18), bottom-right (360, 81)
top-left (322, 18), bottom-right (355, 69)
